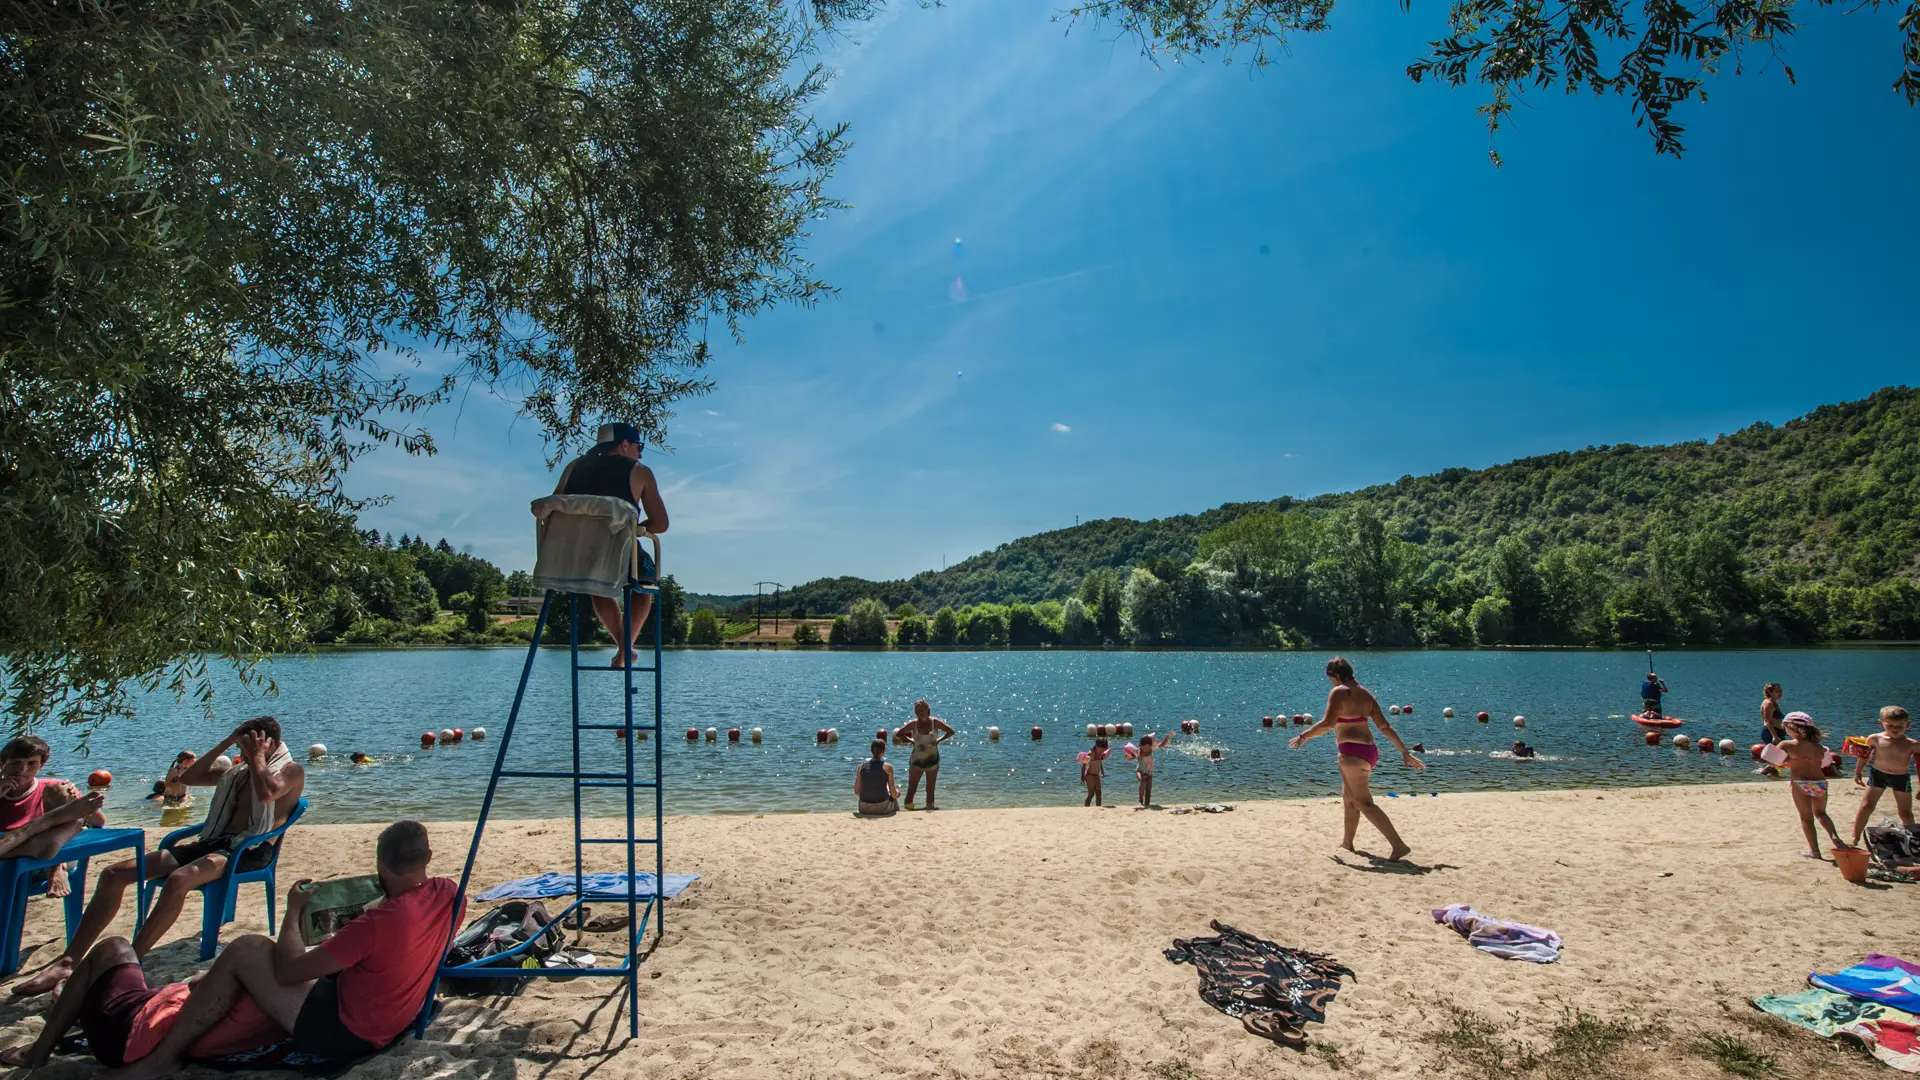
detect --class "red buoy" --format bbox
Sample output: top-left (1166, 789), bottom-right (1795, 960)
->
top-left (1750, 743), bottom-right (1764, 761)
top-left (1476, 712), bottom-right (1491, 723)
top-left (420, 732), bottom-right (436, 747)
top-left (816, 728), bottom-right (828, 744)
top-left (1696, 737), bottom-right (1715, 753)
top-left (1262, 716), bottom-right (1274, 728)
top-left (686, 728), bottom-right (699, 741)
top-left (1402, 704), bottom-right (1414, 715)
top-left (87, 769), bottom-right (112, 788)
top-left (876, 728), bottom-right (888, 742)
top-left (727, 728), bottom-right (741, 743)
top-left (452, 728), bottom-right (464, 742)
top-left (1644, 731), bottom-right (1661, 746)
top-left (1030, 726), bottom-right (1043, 741)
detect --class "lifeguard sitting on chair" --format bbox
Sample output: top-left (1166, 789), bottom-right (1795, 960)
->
top-left (550, 421), bottom-right (669, 668)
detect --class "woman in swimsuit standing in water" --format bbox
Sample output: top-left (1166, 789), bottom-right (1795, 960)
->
top-left (1288, 657), bottom-right (1424, 861)
top-left (892, 700), bottom-right (955, 810)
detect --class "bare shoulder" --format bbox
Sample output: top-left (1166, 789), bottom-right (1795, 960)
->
top-left (279, 760), bottom-right (308, 792)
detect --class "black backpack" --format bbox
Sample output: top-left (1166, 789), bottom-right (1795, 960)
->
top-left (439, 901), bottom-right (564, 997)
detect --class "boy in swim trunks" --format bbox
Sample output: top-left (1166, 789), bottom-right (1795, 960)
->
top-left (1851, 705), bottom-right (1916, 846)
top-left (1779, 712), bottom-right (1846, 861)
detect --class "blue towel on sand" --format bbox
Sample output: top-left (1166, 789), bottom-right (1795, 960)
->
top-left (1811, 960), bottom-right (1920, 1015)
top-left (474, 872), bottom-right (699, 902)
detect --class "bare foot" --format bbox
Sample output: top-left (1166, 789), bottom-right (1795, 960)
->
top-left (0, 1045), bottom-right (39, 1068)
top-left (47, 865), bottom-right (71, 899)
top-left (98, 1051), bottom-right (180, 1080)
top-left (1387, 843), bottom-right (1412, 863)
top-left (8, 956), bottom-right (72, 998)
top-left (1801, 851), bottom-right (1825, 861)
top-left (1339, 841), bottom-right (1357, 854)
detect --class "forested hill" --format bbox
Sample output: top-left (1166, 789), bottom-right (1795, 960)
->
top-left (696, 387), bottom-right (1920, 646)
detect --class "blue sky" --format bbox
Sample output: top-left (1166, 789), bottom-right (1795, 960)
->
top-left (351, 3), bottom-right (1920, 593)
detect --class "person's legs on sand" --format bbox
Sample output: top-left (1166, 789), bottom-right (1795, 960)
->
top-left (104, 935), bottom-right (311, 1080)
top-left (0, 936), bottom-right (138, 1068)
top-left (903, 766), bottom-right (923, 809)
top-left (1811, 788), bottom-right (1844, 850)
top-left (1896, 788), bottom-right (1915, 828)
top-left (1338, 754), bottom-right (1409, 861)
top-left (132, 854), bottom-right (230, 955)
top-left (10, 851), bottom-right (179, 998)
top-left (1853, 785), bottom-right (1886, 847)
top-left (1790, 785), bottom-right (1823, 858)
top-left (925, 767), bottom-right (939, 810)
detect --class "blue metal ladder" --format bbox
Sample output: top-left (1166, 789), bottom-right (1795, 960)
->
top-left (422, 568), bottom-right (664, 1039)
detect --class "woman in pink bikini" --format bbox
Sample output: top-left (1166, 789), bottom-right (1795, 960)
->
top-left (1288, 657), bottom-right (1424, 861)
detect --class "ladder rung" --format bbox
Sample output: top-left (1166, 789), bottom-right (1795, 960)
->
top-left (578, 780), bottom-right (656, 789)
top-left (577, 723), bottom-right (658, 731)
top-left (496, 770), bottom-right (629, 781)
top-left (574, 666), bottom-right (659, 674)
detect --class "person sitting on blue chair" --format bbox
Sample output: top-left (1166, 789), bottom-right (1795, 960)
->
top-left (9, 717), bottom-right (304, 999)
top-left (0, 736), bottom-right (107, 895)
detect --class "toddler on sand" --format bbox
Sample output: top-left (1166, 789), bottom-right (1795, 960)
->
top-left (1774, 712), bottom-right (1846, 860)
top-left (1852, 705), bottom-right (1916, 846)
top-left (1135, 730), bottom-right (1174, 807)
top-left (1082, 738), bottom-right (1110, 807)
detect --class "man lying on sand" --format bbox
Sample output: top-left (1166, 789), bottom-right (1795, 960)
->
top-left (11, 717), bottom-right (305, 998)
top-left (99, 821), bottom-right (462, 1080)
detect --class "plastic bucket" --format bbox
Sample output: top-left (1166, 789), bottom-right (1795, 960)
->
top-left (1833, 846), bottom-right (1870, 884)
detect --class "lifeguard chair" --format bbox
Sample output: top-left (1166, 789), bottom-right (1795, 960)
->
top-left (424, 494), bottom-right (666, 1038)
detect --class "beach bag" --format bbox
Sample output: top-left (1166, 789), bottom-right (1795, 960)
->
top-left (439, 901), bottom-right (563, 997)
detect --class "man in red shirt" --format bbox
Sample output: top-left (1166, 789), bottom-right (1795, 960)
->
top-left (104, 820), bottom-right (462, 1079)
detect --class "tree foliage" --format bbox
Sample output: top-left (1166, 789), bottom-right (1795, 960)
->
top-left (1069, 1), bottom-right (1920, 162)
top-left (3, 0), bottom-right (848, 729)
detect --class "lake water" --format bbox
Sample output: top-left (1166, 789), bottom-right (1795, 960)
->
top-left (53, 647), bottom-right (1919, 825)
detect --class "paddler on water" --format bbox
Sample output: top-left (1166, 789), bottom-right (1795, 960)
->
top-left (1641, 671), bottom-right (1669, 719)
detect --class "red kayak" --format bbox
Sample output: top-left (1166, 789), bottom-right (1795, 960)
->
top-left (1633, 714), bottom-right (1683, 729)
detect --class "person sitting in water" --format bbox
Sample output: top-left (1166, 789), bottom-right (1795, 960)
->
top-left (99, 821), bottom-right (462, 1079)
top-left (855, 740), bottom-right (899, 816)
top-left (160, 750), bottom-right (203, 805)
top-left (1640, 672), bottom-right (1668, 718)
top-left (11, 717), bottom-right (305, 999)
top-left (0, 735), bottom-right (108, 897)
top-left (1510, 740), bottom-right (1536, 759)
top-left (553, 421), bottom-right (670, 669)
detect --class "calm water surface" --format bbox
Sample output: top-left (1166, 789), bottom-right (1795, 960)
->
top-left (56, 648), bottom-right (1919, 824)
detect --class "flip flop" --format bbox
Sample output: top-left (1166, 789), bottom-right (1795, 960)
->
top-left (562, 906), bottom-right (593, 930)
top-left (583, 913), bottom-right (631, 934)
top-left (1242, 1012), bottom-right (1308, 1049)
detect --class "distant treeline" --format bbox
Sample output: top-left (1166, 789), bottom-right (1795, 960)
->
top-left (702, 387), bottom-right (1920, 647)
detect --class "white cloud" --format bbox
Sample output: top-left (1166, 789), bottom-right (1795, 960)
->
top-left (1051, 422), bottom-right (1071, 433)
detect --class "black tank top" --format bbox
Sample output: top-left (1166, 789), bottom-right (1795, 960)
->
top-left (562, 453), bottom-right (637, 507)
top-left (858, 759), bottom-right (891, 802)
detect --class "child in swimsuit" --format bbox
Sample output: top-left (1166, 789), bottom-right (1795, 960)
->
top-left (1135, 730), bottom-right (1173, 808)
top-left (1778, 712), bottom-right (1846, 860)
top-left (1082, 738), bottom-right (1109, 807)
top-left (1851, 705), bottom-right (1916, 846)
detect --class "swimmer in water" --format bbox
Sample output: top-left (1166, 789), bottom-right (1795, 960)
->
top-left (1510, 740), bottom-right (1535, 759)
top-left (160, 750), bottom-right (196, 805)
top-left (350, 752), bottom-right (371, 765)
top-left (1289, 656), bottom-right (1424, 862)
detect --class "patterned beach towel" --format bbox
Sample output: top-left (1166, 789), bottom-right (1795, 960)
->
top-left (1165, 920), bottom-right (1354, 1026)
top-left (474, 871), bottom-right (699, 902)
top-left (1811, 957), bottom-right (1920, 1015)
top-left (1753, 988), bottom-right (1917, 1038)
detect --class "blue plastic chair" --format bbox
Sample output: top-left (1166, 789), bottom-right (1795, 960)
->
top-left (0, 827), bottom-right (146, 976)
top-left (141, 798), bottom-right (308, 960)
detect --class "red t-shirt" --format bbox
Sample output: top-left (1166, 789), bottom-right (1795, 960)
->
top-left (320, 878), bottom-right (463, 1046)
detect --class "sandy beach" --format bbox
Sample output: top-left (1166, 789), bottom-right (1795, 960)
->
top-left (2, 782), bottom-right (1911, 1079)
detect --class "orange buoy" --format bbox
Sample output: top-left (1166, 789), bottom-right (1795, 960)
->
top-left (87, 769), bottom-right (112, 788)
top-left (1644, 731), bottom-right (1661, 746)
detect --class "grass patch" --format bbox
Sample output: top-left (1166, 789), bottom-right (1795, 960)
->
top-left (1423, 1001), bottom-right (1651, 1080)
top-left (1693, 1034), bottom-right (1780, 1077)
top-left (1309, 1042), bottom-right (1348, 1070)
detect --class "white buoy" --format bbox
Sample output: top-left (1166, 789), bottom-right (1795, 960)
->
top-left (1442, 707), bottom-right (1455, 718)
top-left (471, 727), bottom-right (486, 740)
top-left (704, 727), bottom-right (718, 742)
top-left (827, 728), bottom-right (840, 743)
top-left (1717, 738), bottom-right (1736, 755)
top-left (750, 727), bottom-right (763, 743)
top-left (1086, 724), bottom-right (1098, 738)
top-left (308, 744), bottom-right (327, 760)
top-left (1119, 722), bottom-right (1134, 736)
top-left (1672, 733), bottom-right (1690, 749)
top-left (1513, 715), bottom-right (1526, 728)
top-left (1389, 705), bottom-right (1401, 716)
top-left (987, 726), bottom-right (1000, 741)
top-left (438, 728), bottom-right (456, 745)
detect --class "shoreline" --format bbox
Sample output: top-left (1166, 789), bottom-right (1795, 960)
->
top-left (290, 640), bottom-right (1920, 653)
top-left (6, 782), bottom-right (1900, 1080)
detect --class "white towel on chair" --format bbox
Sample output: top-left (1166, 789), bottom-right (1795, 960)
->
top-left (531, 495), bottom-right (640, 599)
top-left (199, 742), bottom-right (294, 844)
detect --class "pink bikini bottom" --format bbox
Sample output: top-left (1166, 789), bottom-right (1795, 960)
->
top-left (1337, 742), bottom-right (1380, 767)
